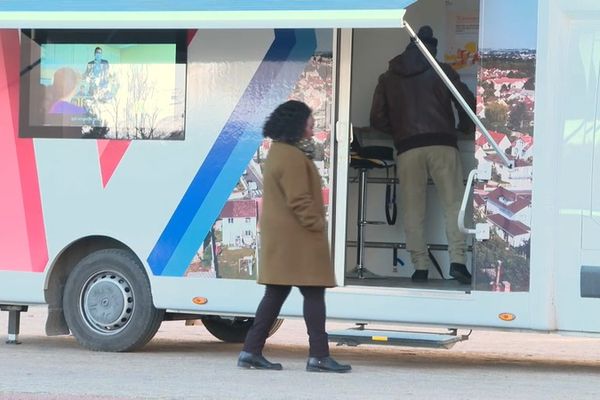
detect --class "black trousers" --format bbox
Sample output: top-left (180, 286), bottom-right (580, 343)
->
top-left (242, 284), bottom-right (329, 358)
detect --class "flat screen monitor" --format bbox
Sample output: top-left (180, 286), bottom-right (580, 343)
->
top-left (19, 29), bottom-right (188, 140)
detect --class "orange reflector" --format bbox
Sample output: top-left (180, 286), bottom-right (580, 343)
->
top-left (372, 336), bottom-right (388, 342)
top-left (498, 313), bottom-right (516, 321)
top-left (192, 297), bottom-right (208, 305)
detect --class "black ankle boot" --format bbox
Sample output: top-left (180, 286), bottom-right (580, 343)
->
top-left (306, 356), bottom-right (351, 373)
top-left (411, 269), bottom-right (428, 282)
top-left (450, 263), bottom-right (472, 285)
top-left (237, 351), bottom-right (283, 370)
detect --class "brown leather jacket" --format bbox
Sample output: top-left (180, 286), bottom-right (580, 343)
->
top-left (370, 42), bottom-right (476, 155)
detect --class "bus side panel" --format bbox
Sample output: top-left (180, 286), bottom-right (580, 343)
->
top-left (552, 14), bottom-right (600, 333)
top-left (0, 29), bottom-right (49, 274)
top-left (149, 29), bottom-right (333, 312)
top-left (30, 30), bottom-right (272, 285)
top-left (146, 29), bottom-right (332, 281)
top-left (6, 28), bottom-right (330, 314)
top-left (0, 272), bottom-right (45, 304)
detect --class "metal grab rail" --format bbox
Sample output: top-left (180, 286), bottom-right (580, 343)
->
top-left (458, 169), bottom-right (478, 235)
top-left (403, 22), bottom-right (513, 169)
top-left (457, 167), bottom-right (490, 240)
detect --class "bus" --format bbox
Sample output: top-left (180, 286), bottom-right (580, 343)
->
top-left (2, 0), bottom-right (600, 352)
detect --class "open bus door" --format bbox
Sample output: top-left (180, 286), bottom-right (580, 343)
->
top-left (336, 20), bottom-right (512, 287)
top-left (328, 3), bottom-right (521, 346)
top-left (329, 20), bottom-right (513, 348)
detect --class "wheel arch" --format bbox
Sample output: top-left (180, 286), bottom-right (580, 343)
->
top-left (43, 235), bottom-right (147, 336)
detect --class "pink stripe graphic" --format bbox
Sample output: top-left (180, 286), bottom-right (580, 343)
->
top-left (97, 140), bottom-right (131, 188)
top-left (0, 30), bottom-right (48, 273)
top-left (187, 29), bottom-right (198, 46)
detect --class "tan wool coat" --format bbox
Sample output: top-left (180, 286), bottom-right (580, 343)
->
top-left (257, 142), bottom-right (336, 287)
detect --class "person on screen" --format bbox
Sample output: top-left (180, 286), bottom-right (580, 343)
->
top-left (84, 46), bottom-right (110, 98)
top-left (48, 67), bottom-right (87, 115)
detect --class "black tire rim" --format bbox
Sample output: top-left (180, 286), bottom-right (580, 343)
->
top-left (79, 270), bottom-right (135, 335)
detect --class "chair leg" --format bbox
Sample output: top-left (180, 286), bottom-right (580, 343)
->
top-left (356, 168), bottom-right (368, 279)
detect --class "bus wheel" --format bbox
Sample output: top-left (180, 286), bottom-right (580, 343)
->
top-left (63, 249), bottom-right (164, 352)
top-left (201, 316), bottom-right (283, 343)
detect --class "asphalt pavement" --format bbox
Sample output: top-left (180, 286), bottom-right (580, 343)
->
top-left (1, 307), bottom-right (600, 400)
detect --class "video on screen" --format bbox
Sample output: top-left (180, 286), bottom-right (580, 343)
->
top-left (19, 30), bottom-right (187, 140)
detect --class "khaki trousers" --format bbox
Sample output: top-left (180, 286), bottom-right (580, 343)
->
top-left (397, 146), bottom-right (466, 270)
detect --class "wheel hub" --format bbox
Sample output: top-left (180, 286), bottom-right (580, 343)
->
top-left (81, 272), bottom-right (134, 335)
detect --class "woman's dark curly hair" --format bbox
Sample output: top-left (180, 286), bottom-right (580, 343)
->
top-left (263, 100), bottom-right (312, 143)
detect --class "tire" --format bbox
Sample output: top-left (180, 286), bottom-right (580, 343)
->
top-left (63, 249), bottom-right (164, 352)
top-left (202, 316), bottom-right (284, 343)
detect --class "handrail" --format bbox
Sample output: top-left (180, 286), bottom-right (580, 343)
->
top-left (458, 169), bottom-right (478, 235)
top-left (403, 21), bottom-right (513, 169)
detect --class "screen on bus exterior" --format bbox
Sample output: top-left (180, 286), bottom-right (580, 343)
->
top-left (19, 29), bottom-right (188, 140)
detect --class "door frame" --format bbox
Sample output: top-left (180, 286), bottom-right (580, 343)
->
top-left (331, 28), bottom-right (354, 285)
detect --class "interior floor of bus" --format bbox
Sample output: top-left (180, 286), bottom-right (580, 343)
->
top-left (344, 276), bottom-right (471, 292)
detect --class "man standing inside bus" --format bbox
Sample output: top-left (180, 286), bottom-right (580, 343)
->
top-left (370, 26), bottom-right (475, 284)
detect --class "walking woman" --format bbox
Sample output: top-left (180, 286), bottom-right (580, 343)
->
top-left (237, 100), bottom-right (351, 373)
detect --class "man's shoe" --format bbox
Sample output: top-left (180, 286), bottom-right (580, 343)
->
top-left (237, 351), bottom-right (283, 370)
top-left (411, 270), bottom-right (428, 282)
top-left (306, 356), bottom-right (351, 373)
top-left (450, 263), bottom-right (472, 285)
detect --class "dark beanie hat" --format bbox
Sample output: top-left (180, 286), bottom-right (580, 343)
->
top-left (417, 25), bottom-right (438, 47)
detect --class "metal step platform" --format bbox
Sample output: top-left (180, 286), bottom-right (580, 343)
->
top-left (329, 324), bottom-right (470, 349)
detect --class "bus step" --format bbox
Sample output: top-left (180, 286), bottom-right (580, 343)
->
top-left (1, 305), bottom-right (28, 344)
top-left (328, 326), bottom-right (468, 349)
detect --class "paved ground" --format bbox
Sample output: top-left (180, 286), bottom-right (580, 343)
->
top-left (1, 307), bottom-right (600, 399)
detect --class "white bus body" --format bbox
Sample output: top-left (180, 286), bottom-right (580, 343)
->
top-left (1, 0), bottom-right (600, 350)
